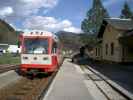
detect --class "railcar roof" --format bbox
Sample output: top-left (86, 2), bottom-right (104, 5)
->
top-left (22, 30), bottom-right (52, 36)
top-left (21, 30), bottom-right (59, 41)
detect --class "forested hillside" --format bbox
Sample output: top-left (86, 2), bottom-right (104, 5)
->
top-left (0, 19), bottom-right (17, 44)
top-left (56, 31), bottom-right (97, 51)
top-left (56, 31), bottom-right (82, 51)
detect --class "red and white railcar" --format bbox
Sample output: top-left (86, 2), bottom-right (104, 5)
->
top-left (19, 30), bottom-right (62, 74)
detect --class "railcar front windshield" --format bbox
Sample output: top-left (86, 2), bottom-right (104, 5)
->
top-left (24, 38), bottom-right (48, 54)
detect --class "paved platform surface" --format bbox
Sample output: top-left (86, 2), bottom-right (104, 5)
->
top-left (43, 60), bottom-right (94, 100)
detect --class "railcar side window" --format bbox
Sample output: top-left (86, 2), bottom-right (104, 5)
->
top-left (52, 42), bottom-right (57, 53)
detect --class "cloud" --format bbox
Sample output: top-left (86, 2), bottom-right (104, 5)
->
top-left (0, 0), bottom-right (82, 33)
top-left (0, 0), bottom-right (58, 19)
top-left (23, 16), bottom-right (82, 33)
top-left (63, 27), bottom-right (82, 33)
top-left (0, 7), bottom-right (13, 17)
top-left (103, 0), bottom-right (124, 7)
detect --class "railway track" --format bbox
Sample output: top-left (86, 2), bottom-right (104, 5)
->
top-left (83, 65), bottom-right (131, 100)
top-left (0, 65), bottom-right (19, 74)
top-left (0, 72), bottom-right (57, 100)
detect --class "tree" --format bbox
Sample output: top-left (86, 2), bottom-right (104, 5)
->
top-left (81, 0), bottom-right (109, 34)
top-left (120, 2), bottom-right (133, 19)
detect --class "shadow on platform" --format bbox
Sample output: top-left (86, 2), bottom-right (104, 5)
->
top-left (71, 54), bottom-right (133, 95)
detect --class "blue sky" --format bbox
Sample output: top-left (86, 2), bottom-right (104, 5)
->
top-left (44, 0), bottom-right (92, 28)
top-left (0, 0), bottom-right (133, 33)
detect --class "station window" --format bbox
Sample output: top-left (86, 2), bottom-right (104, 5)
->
top-left (98, 48), bottom-right (100, 56)
top-left (96, 48), bottom-right (97, 56)
top-left (111, 42), bottom-right (114, 55)
top-left (105, 44), bottom-right (108, 55)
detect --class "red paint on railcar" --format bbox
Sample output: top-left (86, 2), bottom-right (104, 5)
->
top-left (19, 31), bottom-right (62, 74)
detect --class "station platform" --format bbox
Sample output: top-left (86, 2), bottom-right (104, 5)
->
top-left (43, 59), bottom-right (94, 100)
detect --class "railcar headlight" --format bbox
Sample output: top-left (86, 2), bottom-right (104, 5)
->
top-left (34, 57), bottom-right (37, 60)
top-left (23, 56), bottom-right (28, 60)
top-left (43, 57), bottom-right (48, 60)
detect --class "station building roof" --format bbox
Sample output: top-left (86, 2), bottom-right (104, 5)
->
top-left (97, 18), bottom-right (133, 38)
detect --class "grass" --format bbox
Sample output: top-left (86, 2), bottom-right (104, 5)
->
top-left (0, 53), bottom-right (20, 64)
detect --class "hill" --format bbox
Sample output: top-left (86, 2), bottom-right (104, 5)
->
top-left (56, 31), bottom-right (83, 51)
top-left (0, 19), bottom-right (17, 44)
top-left (56, 31), bottom-right (98, 52)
